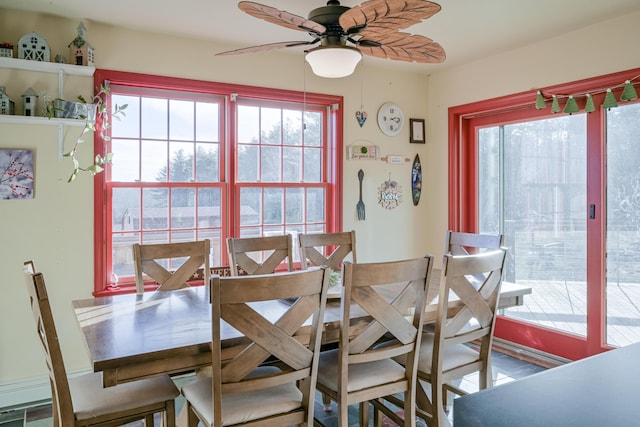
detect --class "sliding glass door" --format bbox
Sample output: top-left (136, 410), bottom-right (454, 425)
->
top-left (606, 102), bottom-right (640, 347)
top-left (449, 68), bottom-right (640, 360)
top-left (478, 115), bottom-right (588, 338)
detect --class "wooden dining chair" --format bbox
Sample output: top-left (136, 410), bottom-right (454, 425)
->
top-left (374, 248), bottom-right (508, 427)
top-left (181, 267), bottom-right (331, 426)
top-left (23, 261), bottom-right (180, 427)
top-left (226, 234), bottom-right (294, 276)
top-left (444, 230), bottom-right (504, 255)
top-left (132, 239), bottom-right (210, 293)
top-left (298, 230), bottom-right (357, 411)
top-left (298, 230), bottom-right (357, 271)
top-left (314, 255), bottom-right (434, 427)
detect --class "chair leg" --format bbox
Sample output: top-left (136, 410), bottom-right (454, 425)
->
top-left (186, 403), bottom-right (200, 427)
top-left (144, 414), bottom-right (154, 426)
top-left (415, 380), bottom-right (434, 425)
top-left (322, 392), bottom-right (332, 411)
top-left (479, 364), bottom-right (492, 390)
top-left (403, 389), bottom-right (417, 427)
top-left (359, 402), bottom-right (369, 427)
top-left (372, 401), bottom-right (383, 427)
top-left (165, 399), bottom-right (176, 427)
top-left (431, 379), bottom-right (452, 427)
top-left (371, 397), bottom-right (402, 426)
top-left (338, 396), bottom-right (349, 427)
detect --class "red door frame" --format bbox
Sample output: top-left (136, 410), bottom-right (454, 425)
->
top-left (448, 68), bottom-right (640, 360)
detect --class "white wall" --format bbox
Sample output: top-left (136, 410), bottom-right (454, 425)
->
top-left (0, 8), bottom-right (432, 406)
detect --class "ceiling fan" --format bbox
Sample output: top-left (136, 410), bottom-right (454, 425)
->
top-left (217, 0), bottom-right (446, 78)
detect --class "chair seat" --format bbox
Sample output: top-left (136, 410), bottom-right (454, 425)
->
top-left (70, 372), bottom-right (179, 421)
top-left (392, 333), bottom-right (480, 375)
top-left (417, 333), bottom-right (480, 373)
top-left (181, 366), bottom-right (303, 426)
top-left (317, 349), bottom-right (407, 393)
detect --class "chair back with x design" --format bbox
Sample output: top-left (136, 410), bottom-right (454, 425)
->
top-left (181, 267), bottom-right (330, 426)
top-left (226, 234), bottom-right (294, 276)
top-left (298, 230), bottom-right (356, 272)
top-left (133, 240), bottom-right (210, 293)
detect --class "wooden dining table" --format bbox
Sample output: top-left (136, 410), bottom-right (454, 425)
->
top-left (72, 272), bottom-right (531, 388)
top-left (453, 342), bottom-right (640, 426)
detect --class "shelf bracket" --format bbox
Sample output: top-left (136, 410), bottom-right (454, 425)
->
top-left (58, 123), bottom-right (64, 161)
top-left (57, 69), bottom-right (65, 99)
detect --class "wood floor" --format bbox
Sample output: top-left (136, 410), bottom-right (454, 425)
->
top-left (0, 349), bottom-right (547, 427)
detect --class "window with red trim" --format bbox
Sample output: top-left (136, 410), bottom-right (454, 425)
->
top-left (93, 70), bottom-right (343, 295)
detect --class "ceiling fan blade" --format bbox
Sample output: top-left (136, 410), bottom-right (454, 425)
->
top-left (238, 1), bottom-right (326, 35)
top-left (340, 0), bottom-right (441, 34)
top-left (216, 40), bottom-right (318, 56)
top-left (358, 31), bottom-right (445, 63)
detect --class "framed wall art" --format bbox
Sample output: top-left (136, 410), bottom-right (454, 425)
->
top-left (410, 118), bottom-right (425, 144)
top-left (0, 149), bottom-right (34, 199)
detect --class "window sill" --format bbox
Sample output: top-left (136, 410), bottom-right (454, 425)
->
top-left (93, 280), bottom-right (206, 297)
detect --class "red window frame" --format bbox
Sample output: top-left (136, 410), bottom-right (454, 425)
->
top-left (93, 69), bottom-right (343, 296)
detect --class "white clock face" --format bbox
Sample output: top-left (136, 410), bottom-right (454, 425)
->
top-left (377, 102), bottom-right (405, 136)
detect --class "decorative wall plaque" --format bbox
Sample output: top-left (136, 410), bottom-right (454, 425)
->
top-left (378, 177), bottom-right (403, 209)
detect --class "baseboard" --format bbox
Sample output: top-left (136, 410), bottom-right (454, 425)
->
top-left (0, 369), bottom-right (91, 410)
top-left (492, 338), bottom-right (570, 369)
top-left (0, 375), bottom-right (51, 410)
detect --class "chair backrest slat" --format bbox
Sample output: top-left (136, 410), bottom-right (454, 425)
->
top-left (435, 249), bottom-right (507, 367)
top-left (340, 256), bottom-right (433, 375)
top-left (226, 234), bottom-right (294, 276)
top-left (298, 230), bottom-right (356, 271)
top-left (444, 230), bottom-right (504, 256)
top-left (133, 239), bottom-right (210, 293)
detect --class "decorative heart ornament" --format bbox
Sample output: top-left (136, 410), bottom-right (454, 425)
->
top-left (355, 110), bottom-right (367, 127)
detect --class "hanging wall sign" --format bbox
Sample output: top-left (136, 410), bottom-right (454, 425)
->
top-left (378, 176), bottom-right (403, 209)
top-left (411, 154), bottom-right (422, 206)
top-left (355, 110), bottom-right (367, 127)
top-left (346, 144), bottom-right (379, 160)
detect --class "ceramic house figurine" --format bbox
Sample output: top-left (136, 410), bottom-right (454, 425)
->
top-left (18, 32), bottom-right (50, 62)
top-left (22, 87), bottom-right (38, 117)
top-left (0, 86), bottom-right (15, 115)
top-left (68, 23), bottom-right (94, 66)
top-left (0, 42), bottom-right (13, 58)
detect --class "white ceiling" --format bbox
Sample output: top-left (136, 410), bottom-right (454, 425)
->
top-left (2, 0), bottom-right (640, 73)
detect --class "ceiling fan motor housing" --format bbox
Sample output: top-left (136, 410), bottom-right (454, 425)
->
top-left (308, 1), bottom-right (349, 27)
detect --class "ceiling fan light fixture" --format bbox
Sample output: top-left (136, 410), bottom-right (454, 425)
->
top-left (305, 45), bottom-right (362, 78)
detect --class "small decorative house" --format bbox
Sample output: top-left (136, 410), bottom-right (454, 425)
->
top-left (18, 32), bottom-right (50, 62)
top-left (68, 23), bottom-right (94, 66)
top-left (0, 42), bottom-right (13, 58)
top-left (22, 87), bottom-right (38, 117)
top-left (0, 86), bottom-right (15, 115)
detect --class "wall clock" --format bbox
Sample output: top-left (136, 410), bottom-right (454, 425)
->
top-left (377, 102), bottom-right (405, 136)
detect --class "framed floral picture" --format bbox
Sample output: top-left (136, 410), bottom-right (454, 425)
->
top-left (0, 149), bottom-right (34, 199)
top-left (410, 118), bottom-right (426, 144)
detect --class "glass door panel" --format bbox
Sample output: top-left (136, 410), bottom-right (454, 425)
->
top-left (606, 102), bottom-right (640, 347)
top-left (479, 115), bottom-right (587, 336)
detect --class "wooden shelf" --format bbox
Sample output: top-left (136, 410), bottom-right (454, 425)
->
top-left (0, 115), bottom-right (85, 127)
top-left (0, 115), bottom-right (87, 160)
top-left (0, 57), bottom-right (95, 76)
top-left (0, 57), bottom-right (95, 160)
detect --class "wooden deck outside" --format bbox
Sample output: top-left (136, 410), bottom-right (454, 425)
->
top-left (503, 279), bottom-right (640, 348)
